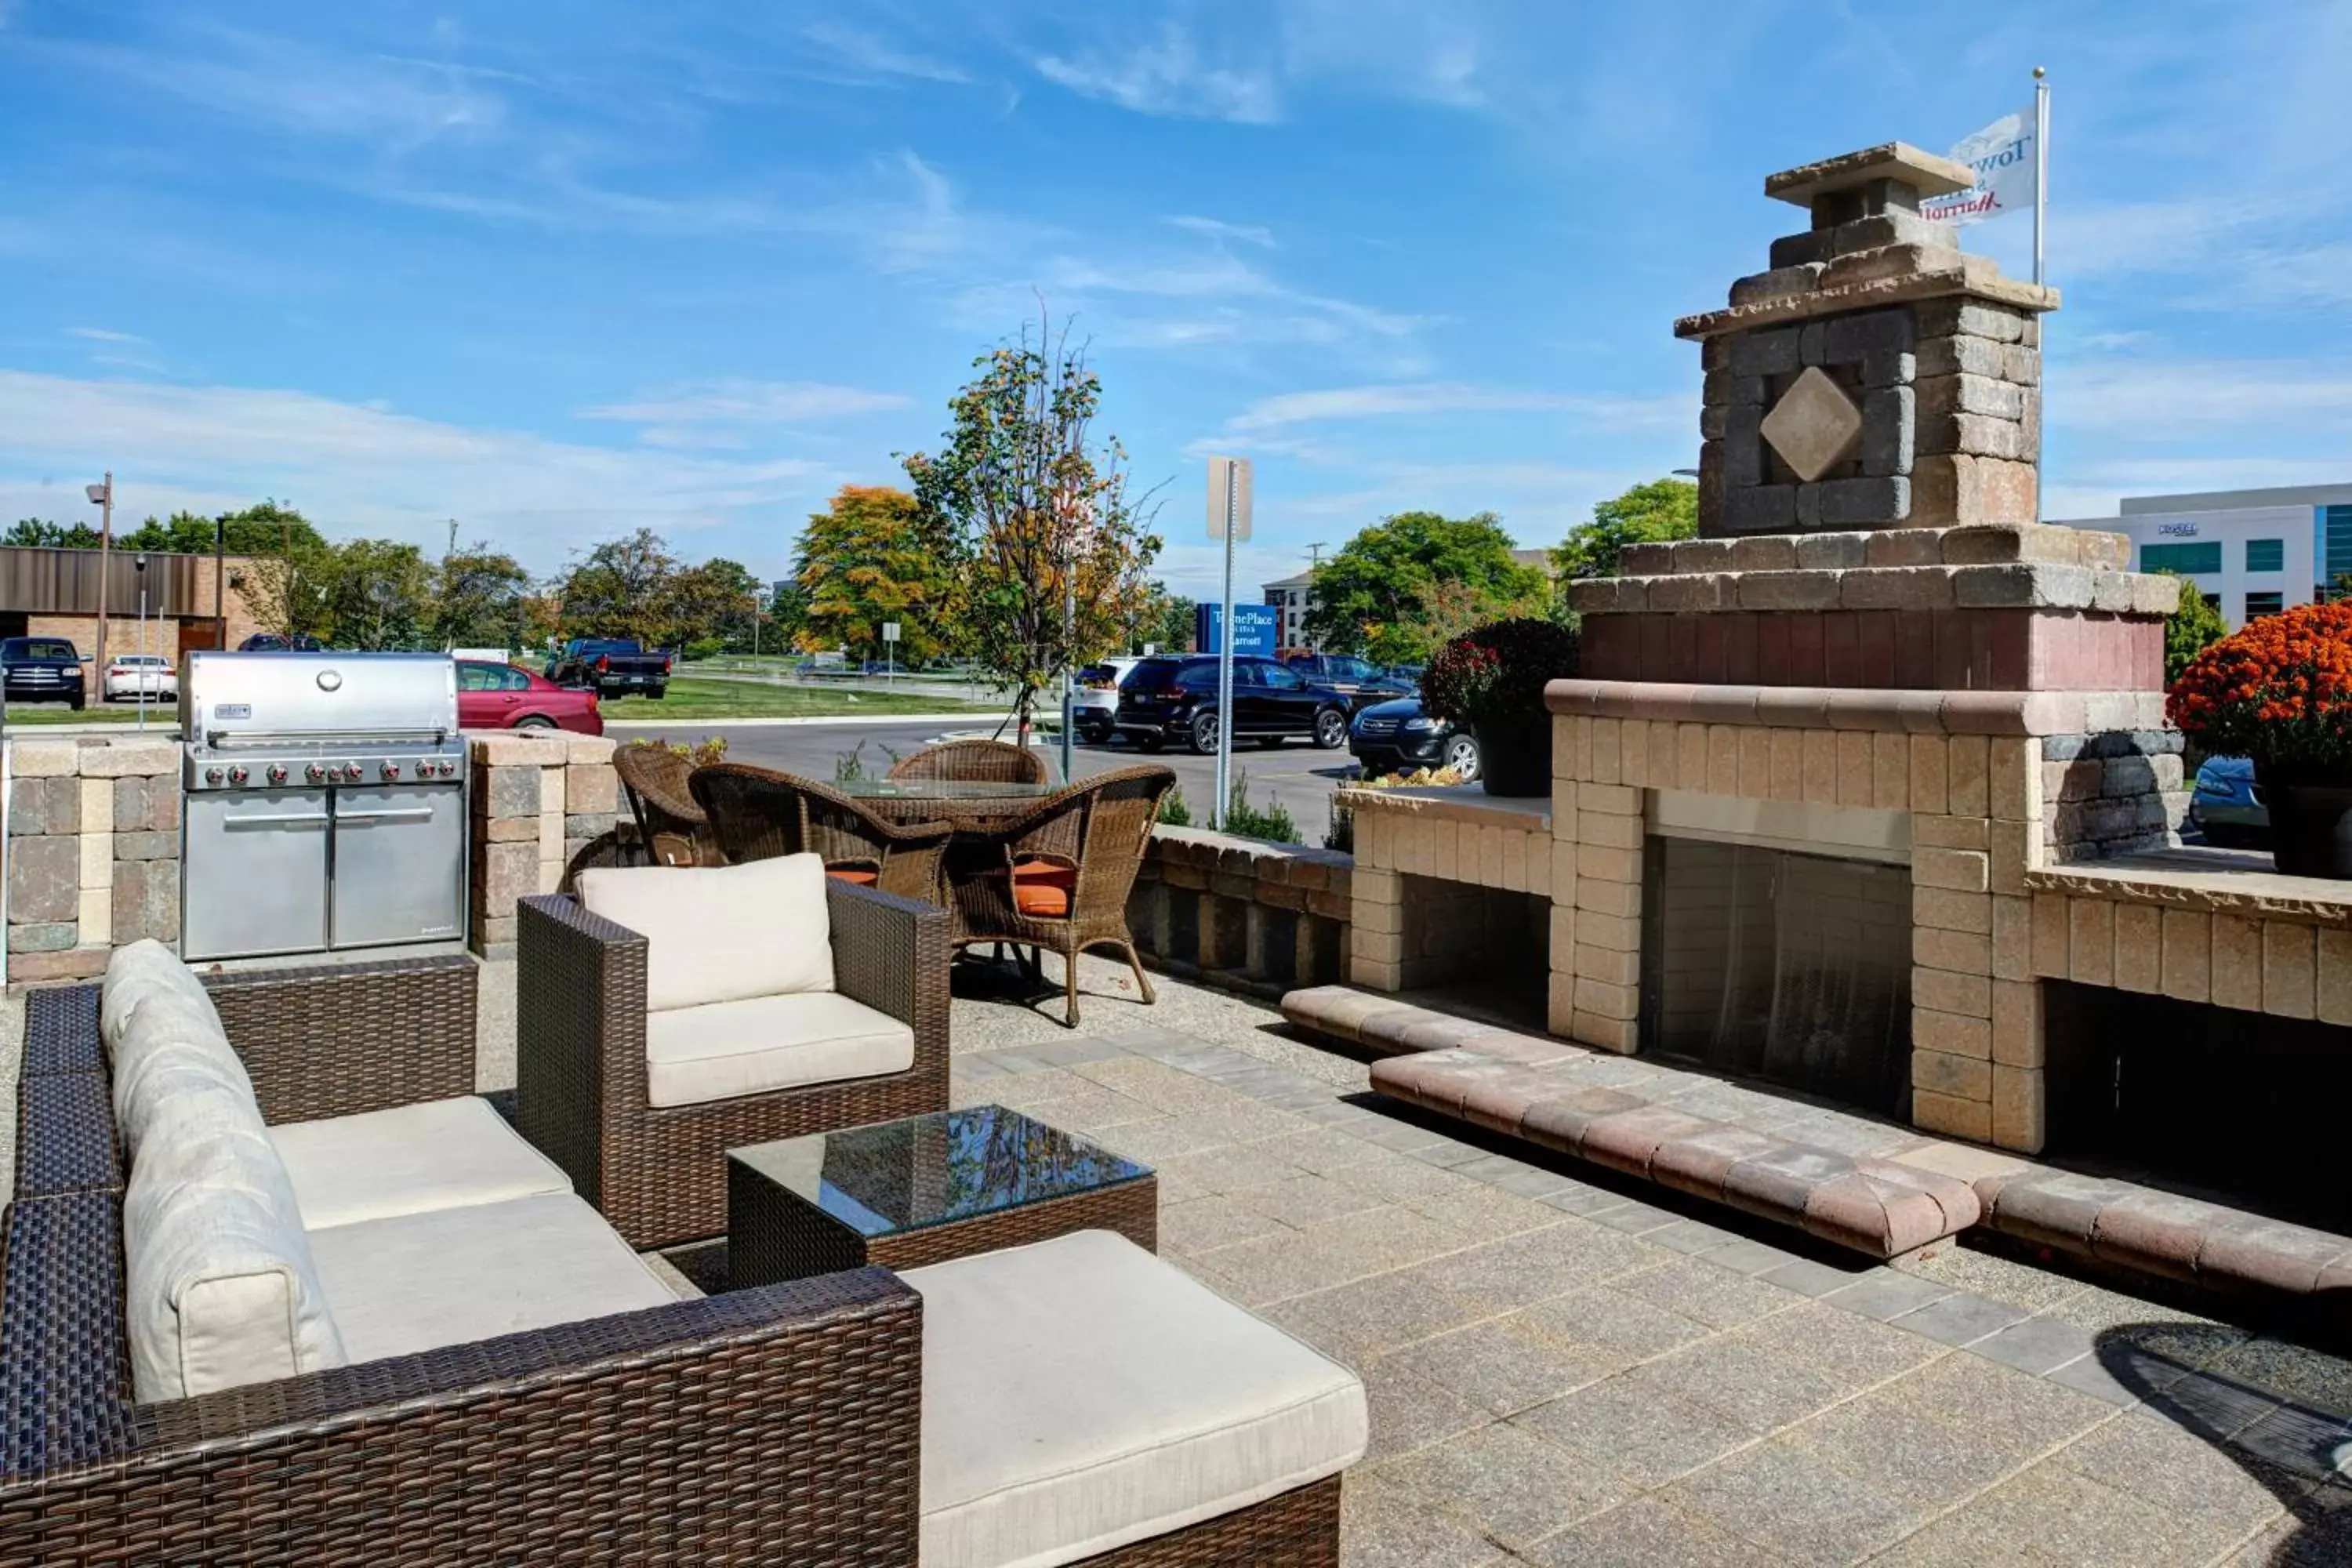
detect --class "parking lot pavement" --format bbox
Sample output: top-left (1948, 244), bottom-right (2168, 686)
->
top-left (618, 717), bottom-right (1363, 841)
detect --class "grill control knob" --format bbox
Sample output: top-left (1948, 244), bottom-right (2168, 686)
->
top-left (381, 760), bottom-right (401, 780)
top-left (416, 760), bottom-right (434, 779)
top-left (204, 768), bottom-right (223, 786)
top-left (305, 762), bottom-right (325, 783)
top-left (227, 766), bottom-right (249, 786)
top-left (437, 760), bottom-right (456, 778)
top-left (267, 764), bottom-right (289, 786)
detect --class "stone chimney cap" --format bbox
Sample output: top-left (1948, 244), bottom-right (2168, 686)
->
top-left (1765, 143), bottom-right (1976, 206)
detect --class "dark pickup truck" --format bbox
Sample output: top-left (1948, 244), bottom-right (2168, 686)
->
top-left (545, 638), bottom-right (672, 699)
top-left (0, 636), bottom-right (87, 709)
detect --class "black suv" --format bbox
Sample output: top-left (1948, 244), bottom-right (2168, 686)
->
top-left (1114, 655), bottom-right (1352, 753)
top-left (1, 636), bottom-right (87, 709)
top-left (1283, 652), bottom-right (1413, 709)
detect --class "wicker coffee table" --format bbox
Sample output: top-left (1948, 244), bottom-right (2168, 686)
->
top-left (727, 1104), bottom-right (1156, 1287)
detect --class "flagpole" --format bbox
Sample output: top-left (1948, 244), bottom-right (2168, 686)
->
top-left (2031, 66), bottom-right (2049, 287)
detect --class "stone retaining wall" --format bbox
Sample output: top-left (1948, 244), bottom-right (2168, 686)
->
top-left (5, 735), bottom-right (181, 982)
top-left (1342, 789), bottom-right (1552, 993)
top-left (1127, 826), bottom-right (1351, 996)
top-left (468, 731), bottom-right (619, 961)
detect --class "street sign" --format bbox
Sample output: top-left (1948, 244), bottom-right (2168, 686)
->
top-left (1193, 602), bottom-right (1279, 657)
top-left (880, 622), bottom-right (901, 642)
top-left (1207, 456), bottom-right (1253, 542)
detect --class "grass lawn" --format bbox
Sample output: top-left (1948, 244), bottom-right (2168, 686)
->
top-left (600, 677), bottom-right (1001, 721)
top-left (4, 702), bottom-right (158, 725)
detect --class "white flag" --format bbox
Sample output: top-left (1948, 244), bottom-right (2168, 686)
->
top-left (1922, 106), bottom-right (2037, 226)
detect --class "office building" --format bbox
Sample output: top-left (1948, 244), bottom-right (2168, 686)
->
top-left (2051, 482), bottom-right (2352, 629)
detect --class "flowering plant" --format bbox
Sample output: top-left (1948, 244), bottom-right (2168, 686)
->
top-left (1421, 617), bottom-right (1580, 731)
top-left (2166, 601), bottom-right (2352, 782)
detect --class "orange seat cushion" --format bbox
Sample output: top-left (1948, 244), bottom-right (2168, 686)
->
top-left (1011, 858), bottom-right (1076, 918)
top-left (825, 866), bottom-right (880, 886)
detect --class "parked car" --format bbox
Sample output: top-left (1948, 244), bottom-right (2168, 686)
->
top-left (1283, 652), bottom-right (1414, 709)
top-left (546, 638), bottom-right (671, 699)
top-left (1073, 656), bottom-right (1145, 743)
top-left (1350, 695), bottom-right (1480, 781)
top-left (1112, 654), bottom-right (1351, 754)
top-left (237, 632), bottom-right (324, 652)
top-left (0, 636), bottom-right (86, 708)
top-left (102, 652), bottom-right (176, 702)
top-left (2188, 754), bottom-right (2267, 848)
top-left (457, 659), bottom-right (604, 735)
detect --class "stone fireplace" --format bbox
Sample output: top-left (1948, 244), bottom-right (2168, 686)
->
top-left (1544, 142), bottom-right (2188, 1156)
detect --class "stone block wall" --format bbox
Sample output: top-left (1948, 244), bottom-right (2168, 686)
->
top-left (467, 731), bottom-right (619, 961)
top-left (1127, 826), bottom-right (1351, 996)
top-left (2024, 881), bottom-right (2352, 1028)
top-left (5, 735), bottom-right (182, 982)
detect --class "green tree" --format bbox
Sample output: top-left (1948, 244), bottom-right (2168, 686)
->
top-left (5, 517), bottom-right (102, 548)
top-left (1131, 581), bottom-right (1194, 652)
top-left (662, 557), bottom-right (762, 653)
top-left (902, 314), bottom-right (1163, 739)
top-left (433, 544), bottom-right (533, 650)
top-left (1552, 477), bottom-right (1699, 582)
top-left (321, 539), bottom-right (434, 650)
top-left (1302, 511), bottom-right (1548, 665)
top-left (793, 485), bottom-right (956, 663)
top-left (556, 528), bottom-right (679, 645)
top-left (2157, 570), bottom-right (2227, 684)
top-left (766, 579), bottom-right (810, 648)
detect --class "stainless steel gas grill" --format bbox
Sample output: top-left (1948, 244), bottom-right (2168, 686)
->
top-left (179, 651), bottom-right (468, 961)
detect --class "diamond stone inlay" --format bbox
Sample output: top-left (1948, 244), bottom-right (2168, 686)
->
top-left (1759, 365), bottom-right (1864, 483)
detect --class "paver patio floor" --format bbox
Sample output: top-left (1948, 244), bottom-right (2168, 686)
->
top-left (938, 956), bottom-right (2352, 1567)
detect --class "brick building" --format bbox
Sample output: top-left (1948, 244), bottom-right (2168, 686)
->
top-left (0, 546), bottom-right (268, 666)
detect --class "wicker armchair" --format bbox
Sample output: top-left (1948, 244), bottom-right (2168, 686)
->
top-left (688, 764), bottom-right (953, 903)
top-left (516, 877), bottom-right (952, 1248)
top-left (886, 738), bottom-right (1050, 785)
top-left (612, 742), bottom-right (714, 866)
top-left (946, 764), bottom-right (1176, 1026)
top-left (0, 965), bottom-right (924, 1566)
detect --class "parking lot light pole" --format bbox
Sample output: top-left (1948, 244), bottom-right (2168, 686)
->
top-left (133, 554), bottom-right (149, 732)
top-left (85, 473), bottom-right (113, 667)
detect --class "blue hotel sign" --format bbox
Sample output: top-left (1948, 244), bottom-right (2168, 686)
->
top-left (1193, 602), bottom-right (1280, 656)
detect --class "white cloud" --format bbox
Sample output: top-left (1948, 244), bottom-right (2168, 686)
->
top-left (1228, 382), bottom-right (1682, 432)
top-left (0, 371), bottom-right (830, 570)
top-left (1166, 215), bottom-right (1276, 249)
top-left (64, 327), bottom-right (147, 344)
top-left (801, 22), bottom-right (969, 84)
top-left (1036, 24), bottom-right (1279, 124)
top-left (2049, 359), bottom-right (2352, 437)
top-left (577, 379), bottom-right (911, 435)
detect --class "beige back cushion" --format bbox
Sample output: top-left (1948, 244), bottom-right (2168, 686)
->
top-left (575, 854), bottom-right (834, 1011)
top-left (122, 1078), bottom-right (347, 1402)
top-left (100, 938), bottom-right (215, 1055)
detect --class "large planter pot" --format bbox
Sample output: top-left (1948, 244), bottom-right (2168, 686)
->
top-left (1475, 717), bottom-right (1552, 797)
top-left (2257, 768), bottom-right (2352, 878)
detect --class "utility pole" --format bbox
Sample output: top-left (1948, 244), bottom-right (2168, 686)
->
top-left (85, 472), bottom-right (114, 665)
top-left (446, 518), bottom-right (459, 561)
top-left (1306, 542), bottom-right (1326, 567)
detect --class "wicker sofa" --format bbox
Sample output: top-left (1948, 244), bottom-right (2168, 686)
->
top-left (2, 946), bottom-right (1366, 1566)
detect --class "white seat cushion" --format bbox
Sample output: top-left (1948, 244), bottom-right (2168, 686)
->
top-left (907, 1230), bottom-right (1367, 1568)
top-left (643, 991), bottom-right (914, 1109)
top-left (122, 1080), bottom-right (347, 1403)
top-left (576, 854), bottom-right (833, 1010)
top-left (307, 1192), bottom-right (680, 1366)
top-left (101, 938), bottom-right (215, 1054)
top-left (270, 1097), bottom-right (574, 1230)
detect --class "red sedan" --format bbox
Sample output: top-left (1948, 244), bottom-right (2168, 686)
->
top-left (457, 660), bottom-right (604, 735)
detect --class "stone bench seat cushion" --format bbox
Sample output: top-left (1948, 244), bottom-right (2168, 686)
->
top-left (907, 1229), bottom-right (1367, 1568)
top-left (269, 1097), bottom-right (574, 1230)
top-left (306, 1192), bottom-right (681, 1366)
top-left (643, 992), bottom-right (915, 1109)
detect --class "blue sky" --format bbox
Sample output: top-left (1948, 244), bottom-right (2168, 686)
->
top-left (2, 2), bottom-right (2347, 597)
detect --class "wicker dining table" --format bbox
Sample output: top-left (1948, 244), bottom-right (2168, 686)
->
top-left (833, 777), bottom-right (1062, 832)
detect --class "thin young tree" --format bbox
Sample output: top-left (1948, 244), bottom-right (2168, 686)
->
top-left (902, 310), bottom-right (1163, 747)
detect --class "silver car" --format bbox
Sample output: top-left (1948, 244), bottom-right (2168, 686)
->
top-left (1072, 657), bottom-right (1143, 742)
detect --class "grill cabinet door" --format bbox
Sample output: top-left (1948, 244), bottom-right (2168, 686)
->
top-left (329, 783), bottom-right (467, 949)
top-left (182, 789), bottom-right (331, 960)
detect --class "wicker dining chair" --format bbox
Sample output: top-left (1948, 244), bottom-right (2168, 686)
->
top-left (946, 764), bottom-right (1177, 1026)
top-left (612, 743), bottom-right (714, 867)
top-left (886, 737), bottom-right (1051, 785)
top-left (689, 763), bottom-right (953, 903)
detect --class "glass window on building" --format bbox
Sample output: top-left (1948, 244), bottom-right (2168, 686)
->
top-left (2140, 541), bottom-right (2223, 575)
top-left (2245, 538), bottom-right (2285, 573)
top-left (2326, 505), bottom-right (2352, 597)
top-left (2245, 590), bottom-right (2285, 620)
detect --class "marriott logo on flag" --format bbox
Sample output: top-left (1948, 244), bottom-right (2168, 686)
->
top-left (1923, 107), bottom-right (2038, 226)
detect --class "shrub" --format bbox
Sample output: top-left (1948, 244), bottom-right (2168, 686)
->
top-left (1421, 617), bottom-right (1581, 732)
top-left (626, 735), bottom-right (727, 768)
top-left (2156, 569), bottom-right (2227, 683)
top-left (1157, 785), bottom-right (1192, 827)
top-left (1221, 771), bottom-right (1297, 844)
top-left (2167, 601), bottom-right (2352, 782)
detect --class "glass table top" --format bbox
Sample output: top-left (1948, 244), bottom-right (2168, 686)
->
top-left (730, 1105), bottom-right (1150, 1239)
top-left (833, 779), bottom-right (1059, 800)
